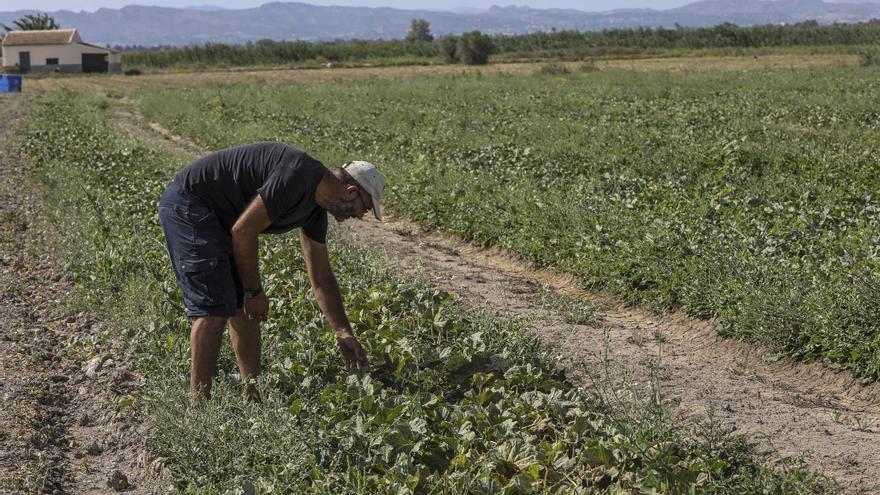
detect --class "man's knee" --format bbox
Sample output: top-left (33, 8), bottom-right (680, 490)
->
top-left (192, 315), bottom-right (228, 334)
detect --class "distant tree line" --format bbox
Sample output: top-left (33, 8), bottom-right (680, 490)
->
top-left (123, 38), bottom-right (440, 68)
top-left (122, 19), bottom-right (880, 70)
top-left (492, 20), bottom-right (880, 52)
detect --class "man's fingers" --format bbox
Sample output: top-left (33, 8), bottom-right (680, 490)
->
top-left (337, 335), bottom-right (369, 371)
top-left (354, 348), bottom-right (369, 369)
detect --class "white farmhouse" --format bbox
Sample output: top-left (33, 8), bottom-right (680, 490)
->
top-left (1, 29), bottom-right (121, 74)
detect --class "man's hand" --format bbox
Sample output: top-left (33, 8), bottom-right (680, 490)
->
top-left (336, 330), bottom-right (369, 370)
top-left (244, 292), bottom-right (269, 321)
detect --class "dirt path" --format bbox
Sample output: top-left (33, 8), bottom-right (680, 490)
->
top-left (0, 95), bottom-right (163, 494)
top-left (112, 97), bottom-right (880, 492)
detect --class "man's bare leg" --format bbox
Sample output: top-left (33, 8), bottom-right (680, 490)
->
top-left (190, 315), bottom-right (228, 400)
top-left (229, 312), bottom-right (262, 400)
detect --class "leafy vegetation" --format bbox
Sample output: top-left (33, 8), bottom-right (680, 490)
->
top-left (1, 12), bottom-right (60, 32)
top-left (17, 90), bottom-right (832, 493)
top-left (121, 19), bottom-right (880, 70)
top-left (136, 65), bottom-right (880, 381)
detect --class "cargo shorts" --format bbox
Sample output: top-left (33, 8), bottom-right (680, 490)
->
top-left (158, 182), bottom-right (243, 317)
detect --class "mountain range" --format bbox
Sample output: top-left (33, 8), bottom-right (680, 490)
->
top-left (2, 0), bottom-right (879, 47)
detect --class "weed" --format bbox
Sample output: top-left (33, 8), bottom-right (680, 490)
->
top-left (538, 284), bottom-right (600, 325)
top-left (830, 411), bottom-right (843, 424)
top-left (854, 416), bottom-right (875, 432)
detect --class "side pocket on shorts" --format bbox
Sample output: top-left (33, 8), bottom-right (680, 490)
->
top-left (185, 201), bottom-right (218, 225)
top-left (179, 257), bottom-right (219, 306)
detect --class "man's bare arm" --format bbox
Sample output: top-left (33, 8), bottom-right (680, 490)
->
top-left (231, 195), bottom-right (272, 288)
top-left (300, 230), bottom-right (352, 332)
top-left (232, 195), bottom-right (272, 319)
top-left (300, 230), bottom-right (369, 368)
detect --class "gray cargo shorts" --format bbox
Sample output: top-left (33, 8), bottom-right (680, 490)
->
top-left (158, 182), bottom-right (243, 317)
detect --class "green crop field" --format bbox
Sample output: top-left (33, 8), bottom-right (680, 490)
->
top-left (135, 65), bottom-right (880, 382)
top-left (15, 83), bottom-right (834, 491)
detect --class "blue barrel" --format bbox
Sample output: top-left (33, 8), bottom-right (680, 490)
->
top-left (0, 75), bottom-right (22, 93)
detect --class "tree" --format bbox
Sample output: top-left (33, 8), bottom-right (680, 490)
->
top-left (435, 31), bottom-right (494, 65)
top-left (456, 31), bottom-right (494, 65)
top-left (1, 13), bottom-right (61, 32)
top-left (437, 35), bottom-right (458, 63)
top-left (406, 18), bottom-right (433, 43)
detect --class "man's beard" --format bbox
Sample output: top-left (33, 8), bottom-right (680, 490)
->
top-left (327, 198), bottom-right (358, 222)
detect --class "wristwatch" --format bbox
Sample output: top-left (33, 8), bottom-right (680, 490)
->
top-left (243, 286), bottom-right (263, 299)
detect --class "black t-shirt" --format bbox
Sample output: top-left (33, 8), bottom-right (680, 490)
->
top-left (173, 142), bottom-right (328, 243)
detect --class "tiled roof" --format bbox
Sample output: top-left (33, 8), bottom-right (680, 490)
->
top-left (2, 29), bottom-right (78, 47)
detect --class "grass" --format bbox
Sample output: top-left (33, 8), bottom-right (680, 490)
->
top-left (133, 63), bottom-right (880, 382)
top-left (15, 89), bottom-right (834, 493)
top-left (538, 285), bottom-right (601, 326)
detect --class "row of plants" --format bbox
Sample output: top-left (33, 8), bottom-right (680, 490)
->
top-left (135, 64), bottom-right (880, 381)
top-left (18, 91), bottom-right (829, 492)
top-left (121, 19), bottom-right (880, 70)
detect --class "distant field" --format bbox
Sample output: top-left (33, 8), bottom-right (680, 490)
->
top-left (116, 45), bottom-right (868, 74)
top-left (600, 53), bottom-right (858, 71)
top-left (134, 62), bottom-right (880, 381)
top-left (27, 51), bottom-right (860, 95)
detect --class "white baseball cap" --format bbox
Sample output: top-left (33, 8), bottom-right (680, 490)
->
top-left (344, 161), bottom-right (385, 221)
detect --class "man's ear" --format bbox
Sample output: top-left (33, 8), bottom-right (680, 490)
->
top-left (344, 184), bottom-right (359, 200)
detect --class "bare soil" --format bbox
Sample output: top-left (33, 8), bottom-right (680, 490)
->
top-left (120, 97), bottom-right (880, 493)
top-left (0, 94), bottom-right (164, 494)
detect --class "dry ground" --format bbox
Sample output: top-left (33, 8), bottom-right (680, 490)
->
top-left (0, 95), bottom-right (163, 494)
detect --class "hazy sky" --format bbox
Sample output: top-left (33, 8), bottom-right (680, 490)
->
top-left (1, 1), bottom-right (693, 13)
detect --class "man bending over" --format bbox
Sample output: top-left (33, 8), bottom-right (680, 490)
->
top-left (158, 141), bottom-right (384, 399)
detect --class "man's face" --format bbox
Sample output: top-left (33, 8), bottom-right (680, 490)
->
top-left (327, 187), bottom-right (372, 222)
top-left (326, 197), bottom-right (358, 222)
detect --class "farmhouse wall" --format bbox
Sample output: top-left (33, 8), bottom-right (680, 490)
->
top-left (2, 43), bottom-right (121, 73)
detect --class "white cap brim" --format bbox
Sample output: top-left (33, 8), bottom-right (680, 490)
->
top-left (370, 196), bottom-right (382, 221)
